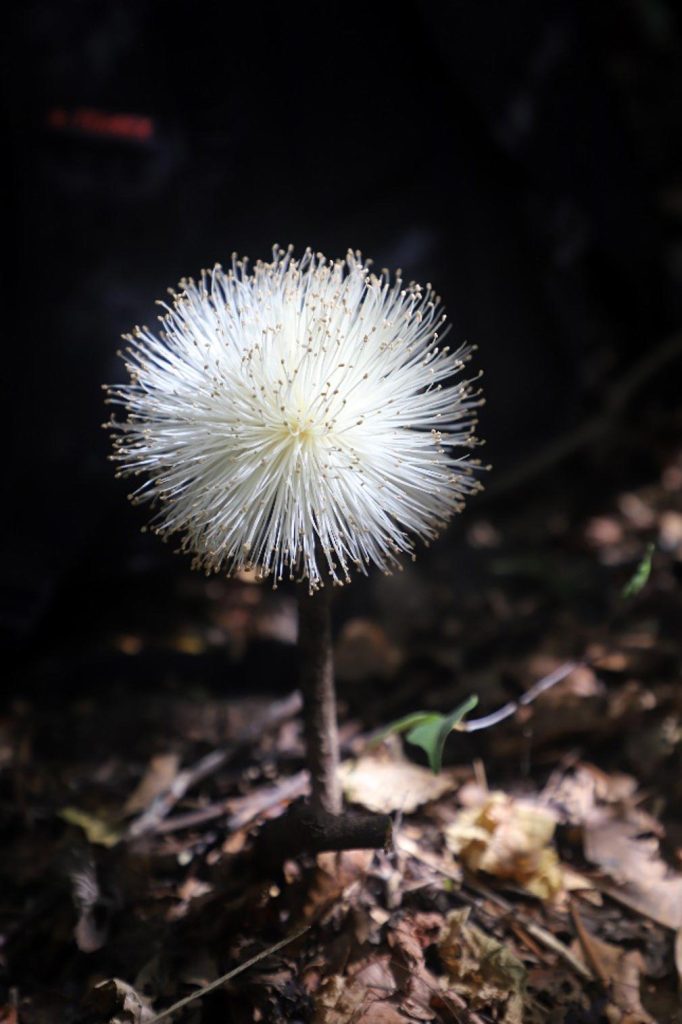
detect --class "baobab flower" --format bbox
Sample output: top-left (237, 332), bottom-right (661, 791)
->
top-left (105, 246), bottom-right (484, 590)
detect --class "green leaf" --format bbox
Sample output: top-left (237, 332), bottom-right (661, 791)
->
top-left (405, 715), bottom-right (445, 772)
top-left (410, 696), bottom-right (479, 772)
top-left (372, 710), bottom-right (437, 743)
top-left (376, 695), bottom-right (478, 773)
top-left (621, 542), bottom-right (655, 600)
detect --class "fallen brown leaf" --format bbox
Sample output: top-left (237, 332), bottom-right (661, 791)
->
top-left (339, 756), bottom-right (454, 814)
top-left (541, 763), bottom-right (639, 830)
top-left (583, 816), bottom-right (682, 929)
top-left (438, 908), bottom-right (527, 1024)
top-left (387, 918), bottom-right (439, 1021)
top-left (445, 791), bottom-right (564, 900)
top-left (313, 960), bottom-right (405, 1024)
top-left (303, 850), bottom-right (375, 921)
top-left (608, 949), bottom-right (656, 1024)
top-left (83, 978), bottom-right (155, 1024)
top-left (123, 753), bottom-right (181, 816)
top-left (571, 923), bottom-right (656, 1024)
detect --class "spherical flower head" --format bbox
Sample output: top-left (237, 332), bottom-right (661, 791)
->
top-left (105, 246), bottom-right (485, 589)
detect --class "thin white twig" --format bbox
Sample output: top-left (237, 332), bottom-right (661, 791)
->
top-left (145, 923), bottom-right (310, 1023)
top-left (461, 661), bottom-right (582, 733)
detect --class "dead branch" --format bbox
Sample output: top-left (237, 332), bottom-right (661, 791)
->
top-left (125, 690), bottom-right (303, 839)
top-left (155, 769), bottom-right (309, 835)
top-left (252, 798), bottom-right (392, 872)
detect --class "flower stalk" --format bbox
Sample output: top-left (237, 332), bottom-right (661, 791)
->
top-left (298, 585), bottom-right (342, 815)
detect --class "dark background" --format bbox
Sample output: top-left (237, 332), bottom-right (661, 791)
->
top-left (4, 0), bottom-right (681, 662)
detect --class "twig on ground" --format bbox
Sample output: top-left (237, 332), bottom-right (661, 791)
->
top-left (124, 691), bottom-right (303, 839)
top-left (145, 923), bottom-right (311, 1024)
top-left (460, 661), bottom-right (583, 733)
top-left (466, 879), bottom-right (594, 982)
top-left (155, 770), bottom-right (309, 835)
top-left (395, 836), bottom-right (592, 982)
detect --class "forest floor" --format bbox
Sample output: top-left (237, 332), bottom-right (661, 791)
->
top-left (2, 402), bottom-right (682, 1023)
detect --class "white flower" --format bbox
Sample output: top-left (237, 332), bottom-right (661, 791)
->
top-left (105, 246), bottom-right (485, 589)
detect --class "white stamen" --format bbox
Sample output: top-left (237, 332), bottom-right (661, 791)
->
top-left (105, 246), bottom-right (485, 590)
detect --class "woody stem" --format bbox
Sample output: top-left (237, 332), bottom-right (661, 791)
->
top-left (298, 585), bottom-right (342, 816)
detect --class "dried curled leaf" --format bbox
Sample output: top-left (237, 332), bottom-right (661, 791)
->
top-left (439, 908), bottom-right (526, 1024)
top-left (313, 958), bottom-right (406, 1024)
top-left (445, 791), bottom-right (564, 900)
top-left (59, 807), bottom-right (122, 848)
top-left (83, 978), bottom-right (155, 1024)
